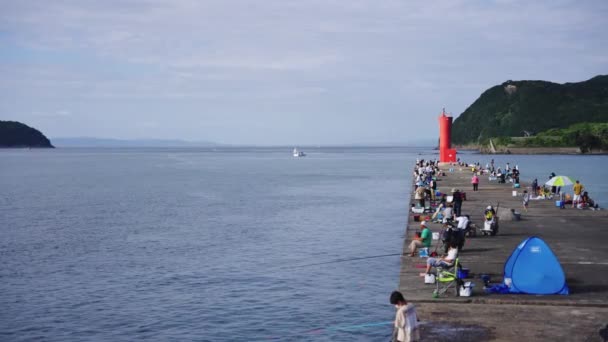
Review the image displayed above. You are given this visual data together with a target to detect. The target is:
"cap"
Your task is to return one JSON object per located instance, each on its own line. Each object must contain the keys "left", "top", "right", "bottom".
{"left": 420, "top": 221, "right": 427, "bottom": 226}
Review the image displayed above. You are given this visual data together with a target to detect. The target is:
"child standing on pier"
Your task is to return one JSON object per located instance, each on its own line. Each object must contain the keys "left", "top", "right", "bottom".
{"left": 390, "top": 291, "right": 420, "bottom": 342}
{"left": 523, "top": 190, "right": 530, "bottom": 212}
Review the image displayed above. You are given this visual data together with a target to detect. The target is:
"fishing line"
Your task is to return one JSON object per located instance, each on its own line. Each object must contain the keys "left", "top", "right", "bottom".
{"left": 264, "top": 321, "right": 393, "bottom": 340}
{"left": 325, "top": 321, "right": 393, "bottom": 331}
{"left": 291, "top": 253, "right": 402, "bottom": 268}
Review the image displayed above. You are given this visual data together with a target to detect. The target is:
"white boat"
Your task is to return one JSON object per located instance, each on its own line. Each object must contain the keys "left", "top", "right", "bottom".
{"left": 293, "top": 148, "right": 306, "bottom": 157}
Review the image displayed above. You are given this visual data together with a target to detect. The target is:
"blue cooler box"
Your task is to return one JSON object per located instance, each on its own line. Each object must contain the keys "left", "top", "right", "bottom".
{"left": 457, "top": 268, "right": 470, "bottom": 278}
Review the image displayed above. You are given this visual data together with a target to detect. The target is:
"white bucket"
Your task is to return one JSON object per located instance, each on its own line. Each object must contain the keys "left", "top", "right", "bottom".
{"left": 459, "top": 281, "right": 474, "bottom": 297}
{"left": 512, "top": 190, "right": 517, "bottom": 197}
{"left": 484, "top": 220, "right": 492, "bottom": 231}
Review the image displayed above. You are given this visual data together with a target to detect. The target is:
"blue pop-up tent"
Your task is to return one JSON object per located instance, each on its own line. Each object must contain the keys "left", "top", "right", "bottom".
{"left": 502, "top": 236, "right": 569, "bottom": 295}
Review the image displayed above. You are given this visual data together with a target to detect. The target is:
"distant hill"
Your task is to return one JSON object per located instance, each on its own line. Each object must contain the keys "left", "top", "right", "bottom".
{"left": 52, "top": 137, "right": 219, "bottom": 147}
{"left": 0, "top": 121, "right": 54, "bottom": 148}
{"left": 452, "top": 75, "right": 608, "bottom": 145}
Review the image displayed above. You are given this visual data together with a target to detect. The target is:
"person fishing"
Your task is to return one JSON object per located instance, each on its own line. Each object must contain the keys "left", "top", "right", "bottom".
{"left": 452, "top": 188, "right": 463, "bottom": 217}
{"left": 390, "top": 291, "right": 420, "bottom": 342}
{"left": 408, "top": 221, "right": 432, "bottom": 257}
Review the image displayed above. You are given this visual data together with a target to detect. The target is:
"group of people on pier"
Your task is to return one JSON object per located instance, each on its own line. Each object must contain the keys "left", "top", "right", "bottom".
{"left": 393, "top": 158, "right": 601, "bottom": 342}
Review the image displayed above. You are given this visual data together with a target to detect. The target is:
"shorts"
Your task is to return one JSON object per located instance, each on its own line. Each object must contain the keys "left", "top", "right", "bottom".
{"left": 573, "top": 194, "right": 581, "bottom": 202}
{"left": 427, "top": 258, "right": 452, "bottom": 268}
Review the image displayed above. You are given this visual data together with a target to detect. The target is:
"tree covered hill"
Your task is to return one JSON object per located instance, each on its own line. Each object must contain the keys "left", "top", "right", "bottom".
{"left": 452, "top": 75, "right": 608, "bottom": 145}
{"left": 0, "top": 121, "right": 54, "bottom": 148}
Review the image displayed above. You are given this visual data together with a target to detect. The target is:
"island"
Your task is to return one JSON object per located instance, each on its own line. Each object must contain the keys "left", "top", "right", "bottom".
{"left": 0, "top": 121, "right": 54, "bottom": 148}
{"left": 451, "top": 75, "right": 608, "bottom": 154}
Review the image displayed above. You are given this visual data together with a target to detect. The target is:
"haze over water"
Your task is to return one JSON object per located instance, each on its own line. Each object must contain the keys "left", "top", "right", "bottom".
{"left": 1, "top": 147, "right": 606, "bottom": 341}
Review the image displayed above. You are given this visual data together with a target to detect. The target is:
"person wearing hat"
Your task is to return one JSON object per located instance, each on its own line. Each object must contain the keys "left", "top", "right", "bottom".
{"left": 409, "top": 221, "right": 432, "bottom": 257}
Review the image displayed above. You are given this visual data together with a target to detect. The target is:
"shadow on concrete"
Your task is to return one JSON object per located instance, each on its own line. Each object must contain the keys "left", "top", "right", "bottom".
{"left": 460, "top": 247, "right": 493, "bottom": 253}
{"left": 419, "top": 321, "right": 494, "bottom": 342}
{"left": 567, "top": 284, "right": 608, "bottom": 295}
{"left": 489, "top": 232, "right": 528, "bottom": 237}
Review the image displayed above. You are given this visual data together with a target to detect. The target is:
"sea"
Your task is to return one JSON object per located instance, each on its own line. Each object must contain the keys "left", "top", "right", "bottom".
{"left": 1, "top": 147, "right": 607, "bottom": 342}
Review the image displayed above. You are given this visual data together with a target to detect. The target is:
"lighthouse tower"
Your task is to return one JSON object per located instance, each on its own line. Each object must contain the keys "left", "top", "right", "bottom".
{"left": 438, "top": 108, "right": 457, "bottom": 163}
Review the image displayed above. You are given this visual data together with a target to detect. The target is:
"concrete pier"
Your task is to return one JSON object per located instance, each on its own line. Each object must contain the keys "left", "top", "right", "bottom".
{"left": 399, "top": 164, "right": 608, "bottom": 341}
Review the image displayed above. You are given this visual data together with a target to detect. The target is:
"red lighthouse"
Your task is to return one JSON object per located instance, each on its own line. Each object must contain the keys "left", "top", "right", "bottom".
{"left": 439, "top": 108, "right": 457, "bottom": 163}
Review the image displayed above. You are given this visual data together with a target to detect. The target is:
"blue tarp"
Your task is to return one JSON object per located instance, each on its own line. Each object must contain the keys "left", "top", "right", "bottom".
{"left": 502, "top": 236, "right": 569, "bottom": 295}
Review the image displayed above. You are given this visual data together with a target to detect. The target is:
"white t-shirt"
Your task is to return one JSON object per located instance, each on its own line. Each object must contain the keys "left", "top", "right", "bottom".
{"left": 395, "top": 304, "right": 420, "bottom": 342}
{"left": 455, "top": 216, "right": 469, "bottom": 230}
{"left": 443, "top": 207, "right": 453, "bottom": 219}
{"left": 446, "top": 248, "right": 458, "bottom": 261}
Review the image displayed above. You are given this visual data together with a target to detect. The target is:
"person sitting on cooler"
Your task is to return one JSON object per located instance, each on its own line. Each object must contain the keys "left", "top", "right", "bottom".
{"left": 408, "top": 221, "right": 432, "bottom": 257}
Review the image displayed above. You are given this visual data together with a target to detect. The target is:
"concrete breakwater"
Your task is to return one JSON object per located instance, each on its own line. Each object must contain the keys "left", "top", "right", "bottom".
{"left": 399, "top": 163, "right": 608, "bottom": 341}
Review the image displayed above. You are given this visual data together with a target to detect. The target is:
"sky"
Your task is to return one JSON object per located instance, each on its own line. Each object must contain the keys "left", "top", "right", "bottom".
{"left": 0, "top": 0, "right": 607, "bottom": 145}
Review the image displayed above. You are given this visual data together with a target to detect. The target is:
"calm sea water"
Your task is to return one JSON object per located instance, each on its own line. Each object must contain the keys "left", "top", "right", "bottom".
{"left": 1, "top": 147, "right": 606, "bottom": 341}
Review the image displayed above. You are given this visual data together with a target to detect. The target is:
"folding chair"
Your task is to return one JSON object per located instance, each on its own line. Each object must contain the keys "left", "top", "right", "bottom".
{"left": 432, "top": 258, "right": 462, "bottom": 298}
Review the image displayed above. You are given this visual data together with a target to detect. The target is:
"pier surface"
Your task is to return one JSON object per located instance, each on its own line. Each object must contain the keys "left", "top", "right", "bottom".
{"left": 400, "top": 165, "right": 608, "bottom": 341}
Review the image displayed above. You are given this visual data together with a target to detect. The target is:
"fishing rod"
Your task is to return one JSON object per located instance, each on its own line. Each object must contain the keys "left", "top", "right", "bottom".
{"left": 264, "top": 321, "right": 394, "bottom": 340}
{"left": 291, "top": 253, "right": 402, "bottom": 268}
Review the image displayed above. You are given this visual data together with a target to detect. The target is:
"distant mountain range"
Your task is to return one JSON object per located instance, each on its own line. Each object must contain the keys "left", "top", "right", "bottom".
{"left": 452, "top": 75, "right": 608, "bottom": 145}
{"left": 52, "top": 138, "right": 435, "bottom": 148}
{"left": 51, "top": 137, "right": 219, "bottom": 147}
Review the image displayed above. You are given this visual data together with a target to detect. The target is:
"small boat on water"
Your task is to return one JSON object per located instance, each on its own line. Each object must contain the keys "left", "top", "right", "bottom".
{"left": 293, "top": 148, "right": 306, "bottom": 157}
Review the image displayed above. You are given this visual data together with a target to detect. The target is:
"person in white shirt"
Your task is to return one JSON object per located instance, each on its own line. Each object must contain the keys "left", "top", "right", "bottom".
{"left": 390, "top": 291, "right": 420, "bottom": 342}
{"left": 442, "top": 204, "right": 454, "bottom": 224}
{"left": 454, "top": 215, "right": 469, "bottom": 250}
{"left": 455, "top": 215, "right": 469, "bottom": 230}
{"left": 425, "top": 243, "right": 458, "bottom": 274}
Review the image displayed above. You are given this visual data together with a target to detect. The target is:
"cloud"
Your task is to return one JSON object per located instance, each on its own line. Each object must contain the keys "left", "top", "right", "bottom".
{"left": 167, "top": 54, "right": 340, "bottom": 71}
{"left": 31, "top": 110, "right": 71, "bottom": 117}
{"left": 0, "top": 0, "right": 607, "bottom": 143}
{"left": 138, "top": 121, "right": 158, "bottom": 128}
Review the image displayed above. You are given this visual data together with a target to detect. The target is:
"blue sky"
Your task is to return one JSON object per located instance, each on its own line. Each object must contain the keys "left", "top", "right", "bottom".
{"left": 1, "top": 0, "right": 607, "bottom": 145}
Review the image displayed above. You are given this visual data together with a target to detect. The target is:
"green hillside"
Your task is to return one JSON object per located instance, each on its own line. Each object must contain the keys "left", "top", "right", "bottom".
{"left": 494, "top": 122, "right": 608, "bottom": 153}
{"left": 452, "top": 75, "right": 608, "bottom": 145}
{"left": 0, "top": 121, "right": 54, "bottom": 148}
